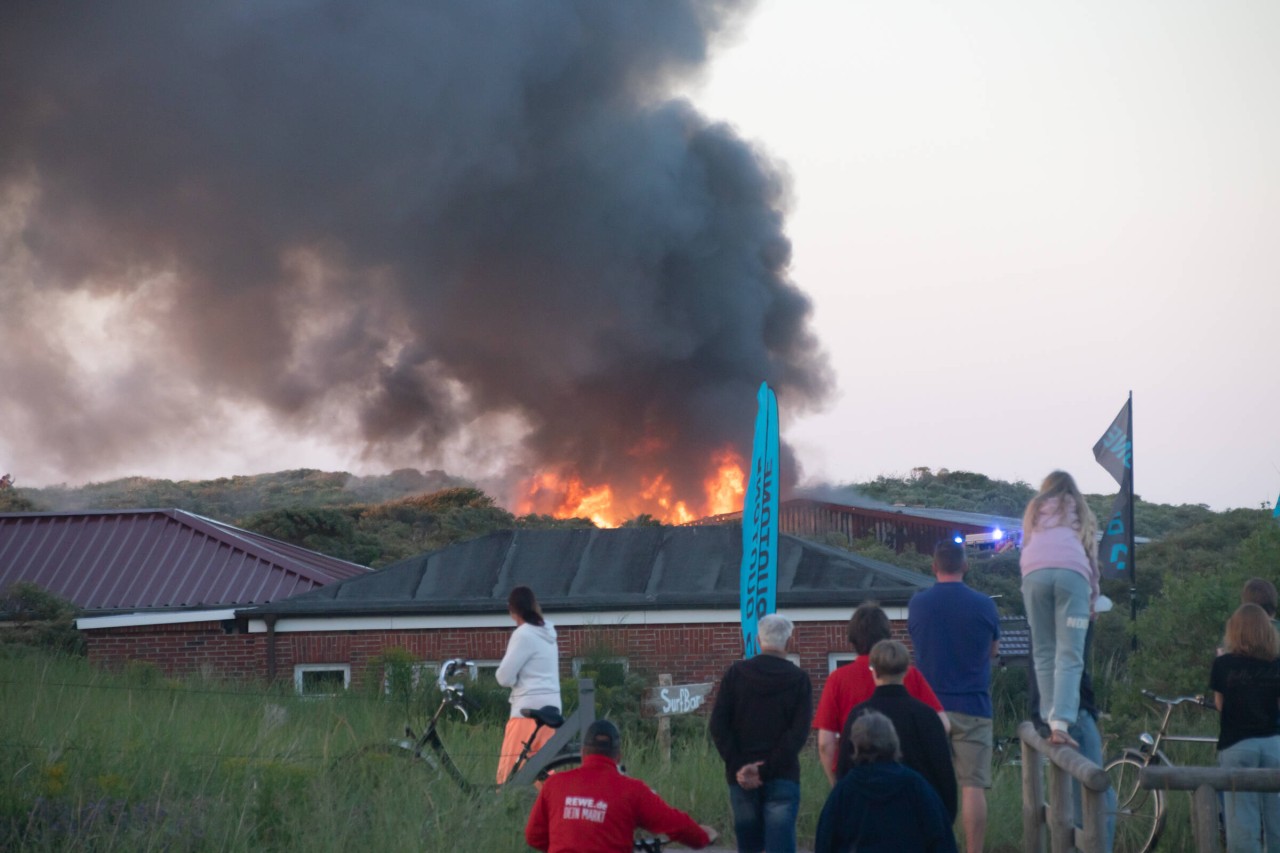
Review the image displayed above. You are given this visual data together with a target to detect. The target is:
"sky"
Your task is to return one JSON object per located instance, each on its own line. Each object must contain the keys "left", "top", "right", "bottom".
{"left": 2, "top": 1, "right": 1276, "bottom": 512}
{"left": 688, "top": 0, "right": 1279, "bottom": 510}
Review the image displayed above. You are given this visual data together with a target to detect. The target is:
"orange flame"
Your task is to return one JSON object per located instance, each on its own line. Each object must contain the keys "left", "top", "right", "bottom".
{"left": 516, "top": 447, "right": 746, "bottom": 528}
{"left": 705, "top": 448, "right": 747, "bottom": 517}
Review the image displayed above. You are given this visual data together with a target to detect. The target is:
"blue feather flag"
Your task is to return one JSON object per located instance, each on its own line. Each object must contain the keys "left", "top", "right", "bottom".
{"left": 740, "top": 382, "right": 779, "bottom": 658}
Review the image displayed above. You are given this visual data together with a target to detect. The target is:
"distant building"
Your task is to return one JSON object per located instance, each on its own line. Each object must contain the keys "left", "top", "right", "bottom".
{"left": 690, "top": 495, "right": 1021, "bottom": 556}
{"left": 0, "top": 509, "right": 368, "bottom": 678}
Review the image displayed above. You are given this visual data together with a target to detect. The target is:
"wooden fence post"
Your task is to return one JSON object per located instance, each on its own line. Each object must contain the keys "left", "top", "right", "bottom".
{"left": 1022, "top": 734, "right": 1044, "bottom": 853}
{"left": 1191, "top": 784, "right": 1220, "bottom": 853}
{"left": 1047, "top": 761, "right": 1073, "bottom": 853}
{"left": 658, "top": 674, "right": 672, "bottom": 769}
{"left": 1080, "top": 787, "right": 1107, "bottom": 853}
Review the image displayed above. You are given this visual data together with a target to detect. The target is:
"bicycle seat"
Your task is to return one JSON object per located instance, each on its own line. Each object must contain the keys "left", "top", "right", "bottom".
{"left": 521, "top": 705, "right": 565, "bottom": 729}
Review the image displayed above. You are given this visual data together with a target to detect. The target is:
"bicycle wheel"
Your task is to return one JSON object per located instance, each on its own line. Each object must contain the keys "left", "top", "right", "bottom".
{"left": 533, "top": 754, "right": 582, "bottom": 783}
{"left": 1106, "top": 753, "right": 1165, "bottom": 853}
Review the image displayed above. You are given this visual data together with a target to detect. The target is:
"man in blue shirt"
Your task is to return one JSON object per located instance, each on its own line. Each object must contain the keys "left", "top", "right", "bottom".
{"left": 908, "top": 540, "right": 1000, "bottom": 853}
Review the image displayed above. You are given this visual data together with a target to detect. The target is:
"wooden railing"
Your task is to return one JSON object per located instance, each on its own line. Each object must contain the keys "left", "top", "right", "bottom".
{"left": 1141, "top": 765, "right": 1280, "bottom": 853}
{"left": 1018, "top": 721, "right": 1111, "bottom": 853}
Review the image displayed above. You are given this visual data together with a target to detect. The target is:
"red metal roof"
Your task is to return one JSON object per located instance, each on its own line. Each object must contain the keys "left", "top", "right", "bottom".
{"left": 0, "top": 509, "right": 369, "bottom": 614}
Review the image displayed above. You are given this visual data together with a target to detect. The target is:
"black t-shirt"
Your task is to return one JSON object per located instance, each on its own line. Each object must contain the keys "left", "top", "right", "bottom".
{"left": 1209, "top": 653, "right": 1280, "bottom": 750}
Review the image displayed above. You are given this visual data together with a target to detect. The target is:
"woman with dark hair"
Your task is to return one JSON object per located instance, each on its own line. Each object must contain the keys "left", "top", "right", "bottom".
{"left": 495, "top": 585, "right": 561, "bottom": 783}
{"left": 814, "top": 711, "right": 957, "bottom": 853}
{"left": 1211, "top": 603, "right": 1280, "bottom": 852}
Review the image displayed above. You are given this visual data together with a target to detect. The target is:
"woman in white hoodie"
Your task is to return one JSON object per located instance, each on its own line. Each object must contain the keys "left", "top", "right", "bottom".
{"left": 495, "top": 585, "right": 561, "bottom": 782}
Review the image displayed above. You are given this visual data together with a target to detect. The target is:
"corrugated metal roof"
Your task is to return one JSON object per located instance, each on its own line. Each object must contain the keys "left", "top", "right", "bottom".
{"left": 691, "top": 496, "right": 1022, "bottom": 536}
{"left": 791, "top": 493, "right": 1024, "bottom": 533}
{"left": 0, "top": 509, "right": 369, "bottom": 614}
{"left": 244, "top": 525, "right": 935, "bottom": 618}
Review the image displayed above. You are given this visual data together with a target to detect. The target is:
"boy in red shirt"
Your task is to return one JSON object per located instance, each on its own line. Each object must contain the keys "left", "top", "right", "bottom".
{"left": 813, "top": 602, "right": 947, "bottom": 784}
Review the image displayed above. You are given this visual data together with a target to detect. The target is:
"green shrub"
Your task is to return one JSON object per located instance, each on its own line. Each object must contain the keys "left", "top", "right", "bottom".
{"left": 0, "top": 582, "right": 84, "bottom": 654}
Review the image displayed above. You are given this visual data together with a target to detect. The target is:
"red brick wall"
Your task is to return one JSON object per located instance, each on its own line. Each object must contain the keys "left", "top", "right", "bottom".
{"left": 86, "top": 618, "right": 914, "bottom": 694}
{"left": 85, "top": 620, "right": 266, "bottom": 681}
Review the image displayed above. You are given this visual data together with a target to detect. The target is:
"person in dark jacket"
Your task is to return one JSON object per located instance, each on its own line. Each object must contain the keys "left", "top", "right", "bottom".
{"left": 815, "top": 711, "right": 957, "bottom": 853}
{"left": 837, "top": 640, "right": 957, "bottom": 823}
{"left": 709, "top": 613, "right": 813, "bottom": 853}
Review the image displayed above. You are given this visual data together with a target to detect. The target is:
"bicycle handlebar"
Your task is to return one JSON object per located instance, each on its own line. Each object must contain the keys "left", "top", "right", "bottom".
{"left": 1141, "top": 689, "right": 1211, "bottom": 708}
{"left": 437, "top": 658, "right": 474, "bottom": 693}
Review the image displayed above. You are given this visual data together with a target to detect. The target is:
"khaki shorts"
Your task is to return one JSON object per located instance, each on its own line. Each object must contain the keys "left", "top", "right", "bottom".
{"left": 948, "top": 711, "right": 993, "bottom": 789}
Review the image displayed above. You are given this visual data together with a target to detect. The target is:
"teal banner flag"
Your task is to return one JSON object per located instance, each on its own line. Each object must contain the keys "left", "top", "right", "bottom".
{"left": 740, "top": 382, "right": 779, "bottom": 658}
{"left": 1092, "top": 396, "right": 1134, "bottom": 580}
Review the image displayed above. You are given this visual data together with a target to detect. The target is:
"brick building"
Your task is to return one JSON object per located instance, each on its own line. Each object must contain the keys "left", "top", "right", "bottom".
{"left": 0, "top": 509, "right": 369, "bottom": 679}
{"left": 238, "top": 525, "right": 934, "bottom": 696}
{"left": 691, "top": 494, "right": 1022, "bottom": 556}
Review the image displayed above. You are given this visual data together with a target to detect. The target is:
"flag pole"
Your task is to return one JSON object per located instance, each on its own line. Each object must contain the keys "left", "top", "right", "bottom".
{"left": 1127, "top": 391, "right": 1137, "bottom": 650}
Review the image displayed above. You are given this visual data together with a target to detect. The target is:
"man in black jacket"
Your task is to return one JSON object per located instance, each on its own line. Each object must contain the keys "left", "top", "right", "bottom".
{"left": 709, "top": 613, "right": 813, "bottom": 853}
{"left": 838, "top": 640, "right": 958, "bottom": 823}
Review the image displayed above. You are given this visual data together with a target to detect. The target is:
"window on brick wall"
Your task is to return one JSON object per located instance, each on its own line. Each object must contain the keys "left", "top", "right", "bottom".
{"left": 295, "top": 664, "right": 350, "bottom": 696}
{"left": 827, "top": 652, "right": 857, "bottom": 674}
{"left": 382, "top": 661, "right": 436, "bottom": 696}
{"left": 785, "top": 653, "right": 802, "bottom": 668}
{"left": 572, "top": 656, "right": 629, "bottom": 688}
{"left": 387, "top": 659, "right": 502, "bottom": 695}
{"left": 469, "top": 659, "right": 502, "bottom": 683}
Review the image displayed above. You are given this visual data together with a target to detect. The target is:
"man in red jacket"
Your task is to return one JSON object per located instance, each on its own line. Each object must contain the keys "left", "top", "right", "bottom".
{"left": 525, "top": 719, "right": 717, "bottom": 853}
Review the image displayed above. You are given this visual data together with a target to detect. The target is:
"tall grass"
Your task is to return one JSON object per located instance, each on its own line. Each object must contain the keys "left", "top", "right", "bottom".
{"left": 2, "top": 647, "right": 1208, "bottom": 851}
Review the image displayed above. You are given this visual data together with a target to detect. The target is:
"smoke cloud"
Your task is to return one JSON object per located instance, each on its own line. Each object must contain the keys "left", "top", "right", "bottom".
{"left": 0, "top": 1, "right": 830, "bottom": 513}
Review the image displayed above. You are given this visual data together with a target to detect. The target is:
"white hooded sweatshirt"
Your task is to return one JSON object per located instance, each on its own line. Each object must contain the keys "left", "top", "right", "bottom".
{"left": 495, "top": 621, "right": 561, "bottom": 716}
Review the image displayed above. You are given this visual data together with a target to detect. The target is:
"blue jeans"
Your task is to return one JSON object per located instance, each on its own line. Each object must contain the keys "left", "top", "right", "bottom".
{"left": 1219, "top": 735, "right": 1280, "bottom": 853}
{"left": 728, "top": 778, "right": 800, "bottom": 853}
{"left": 1071, "top": 712, "right": 1116, "bottom": 853}
{"left": 1023, "top": 568, "right": 1091, "bottom": 727}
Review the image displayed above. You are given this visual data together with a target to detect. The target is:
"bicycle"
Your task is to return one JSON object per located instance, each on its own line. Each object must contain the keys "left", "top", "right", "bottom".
{"left": 350, "top": 657, "right": 583, "bottom": 793}
{"left": 1105, "top": 689, "right": 1218, "bottom": 853}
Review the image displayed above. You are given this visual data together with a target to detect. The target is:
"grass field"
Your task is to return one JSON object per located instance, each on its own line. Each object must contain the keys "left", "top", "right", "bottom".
{"left": 1, "top": 648, "right": 1208, "bottom": 851}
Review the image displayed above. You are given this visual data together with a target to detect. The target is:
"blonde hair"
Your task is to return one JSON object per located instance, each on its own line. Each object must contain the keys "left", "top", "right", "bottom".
{"left": 1021, "top": 470, "right": 1098, "bottom": 571}
{"left": 1223, "top": 603, "right": 1280, "bottom": 661}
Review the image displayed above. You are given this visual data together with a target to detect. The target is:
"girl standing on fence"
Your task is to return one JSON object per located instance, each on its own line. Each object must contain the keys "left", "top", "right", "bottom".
{"left": 1019, "top": 471, "right": 1099, "bottom": 748}
{"left": 1211, "top": 603, "right": 1280, "bottom": 853}
{"left": 495, "top": 586, "right": 561, "bottom": 783}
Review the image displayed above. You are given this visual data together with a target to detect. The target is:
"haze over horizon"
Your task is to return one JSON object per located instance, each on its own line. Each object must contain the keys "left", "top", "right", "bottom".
{"left": 3, "top": 1, "right": 1276, "bottom": 513}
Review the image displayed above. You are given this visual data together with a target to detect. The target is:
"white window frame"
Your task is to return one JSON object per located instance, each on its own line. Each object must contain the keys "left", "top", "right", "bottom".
{"left": 571, "top": 656, "right": 629, "bottom": 677}
{"left": 294, "top": 663, "right": 351, "bottom": 696}
{"left": 385, "top": 659, "right": 502, "bottom": 694}
{"left": 785, "top": 653, "right": 802, "bottom": 668}
{"left": 827, "top": 652, "right": 858, "bottom": 674}
{"left": 382, "top": 661, "right": 437, "bottom": 695}
{"left": 468, "top": 659, "right": 502, "bottom": 680}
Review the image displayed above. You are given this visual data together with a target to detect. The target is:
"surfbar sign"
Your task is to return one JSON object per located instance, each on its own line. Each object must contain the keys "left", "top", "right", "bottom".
{"left": 643, "top": 682, "right": 714, "bottom": 717}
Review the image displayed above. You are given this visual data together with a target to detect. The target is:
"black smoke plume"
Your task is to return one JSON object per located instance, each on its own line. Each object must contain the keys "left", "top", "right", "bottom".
{"left": 0, "top": 1, "right": 830, "bottom": 515}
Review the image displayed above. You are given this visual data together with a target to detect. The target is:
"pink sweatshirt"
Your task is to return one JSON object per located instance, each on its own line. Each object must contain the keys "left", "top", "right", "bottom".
{"left": 1020, "top": 496, "right": 1099, "bottom": 605}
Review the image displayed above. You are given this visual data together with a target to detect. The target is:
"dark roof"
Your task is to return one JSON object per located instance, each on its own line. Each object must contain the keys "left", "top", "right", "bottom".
{"left": 0, "top": 509, "right": 369, "bottom": 615}
{"left": 245, "top": 525, "right": 934, "bottom": 618}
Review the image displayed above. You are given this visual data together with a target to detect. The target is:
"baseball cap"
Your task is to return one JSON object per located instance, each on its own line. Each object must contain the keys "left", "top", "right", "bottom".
{"left": 584, "top": 719, "right": 622, "bottom": 754}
